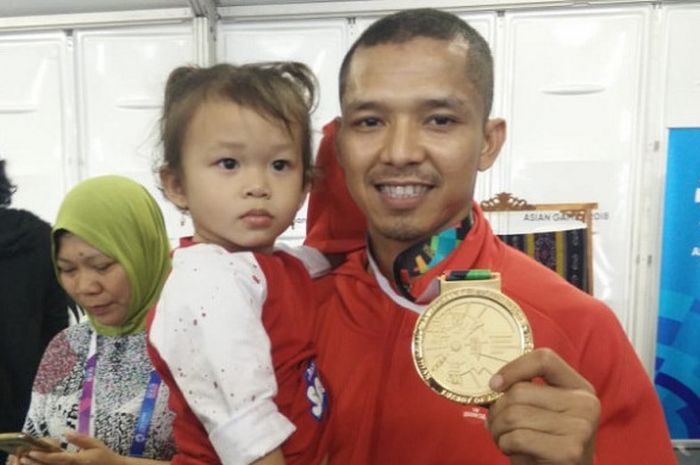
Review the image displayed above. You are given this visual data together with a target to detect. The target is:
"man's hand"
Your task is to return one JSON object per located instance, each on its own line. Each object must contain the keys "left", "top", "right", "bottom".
{"left": 486, "top": 348, "right": 600, "bottom": 465}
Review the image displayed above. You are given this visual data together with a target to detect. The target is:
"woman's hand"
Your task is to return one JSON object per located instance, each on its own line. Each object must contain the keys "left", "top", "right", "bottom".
{"left": 8, "top": 437, "right": 61, "bottom": 465}
{"left": 19, "top": 432, "right": 122, "bottom": 465}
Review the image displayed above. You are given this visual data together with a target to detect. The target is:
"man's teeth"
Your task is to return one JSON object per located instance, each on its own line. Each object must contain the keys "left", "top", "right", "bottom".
{"left": 379, "top": 185, "right": 428, "bottom": 197}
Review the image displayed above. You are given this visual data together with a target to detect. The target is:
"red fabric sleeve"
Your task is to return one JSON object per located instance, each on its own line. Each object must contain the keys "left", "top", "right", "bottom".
{"left": 577, "top": 308, "right": 676, "bottom": 464}
{"left": 305, "top": 120, "right": 366, "bottom": 254}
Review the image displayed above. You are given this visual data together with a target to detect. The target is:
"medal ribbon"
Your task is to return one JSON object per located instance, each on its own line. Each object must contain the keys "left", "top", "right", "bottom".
{"left": 445, "top": 269, "right": 493, "bottom": 281}
{"left": 78, "top": 331, "right": 162, "bottom": 457}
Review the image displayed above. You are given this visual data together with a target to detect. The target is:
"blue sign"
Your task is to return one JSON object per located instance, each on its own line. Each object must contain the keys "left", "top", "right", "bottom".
{"left": 655, "top": 128, "right": 700, "bottom": 439}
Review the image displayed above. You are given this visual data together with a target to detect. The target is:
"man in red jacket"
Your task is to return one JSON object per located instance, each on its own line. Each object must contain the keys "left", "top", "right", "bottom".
{"left": 305, "top": 7, "right": 676, "bottom": 465}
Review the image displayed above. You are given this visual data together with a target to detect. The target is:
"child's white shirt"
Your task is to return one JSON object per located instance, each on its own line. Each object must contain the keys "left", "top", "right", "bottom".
{"left": 150, "top": 243, "right": 329, "bottom": 465}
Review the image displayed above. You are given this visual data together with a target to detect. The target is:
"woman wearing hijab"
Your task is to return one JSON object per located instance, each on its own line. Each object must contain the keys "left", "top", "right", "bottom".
{"left": 15, "top": 176, "right": 175, "bottom": 465}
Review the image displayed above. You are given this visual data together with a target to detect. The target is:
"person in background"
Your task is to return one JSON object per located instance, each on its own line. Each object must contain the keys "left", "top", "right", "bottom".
{"left": 304, "top": 8, "right": 676, "bottom": 464}
{"left": 0, "top": 159, "right": 71, "bottom": 465}
{"left": 11, "top": 175, "right": 175, "bottom": 465}
{"left": 148, "top": 62, "right": 329, "bottom": 465}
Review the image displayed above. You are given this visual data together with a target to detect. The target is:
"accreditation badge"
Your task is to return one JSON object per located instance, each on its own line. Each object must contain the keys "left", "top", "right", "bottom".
{"left": 412, "top": 270, "right": 533, "bottom": 405}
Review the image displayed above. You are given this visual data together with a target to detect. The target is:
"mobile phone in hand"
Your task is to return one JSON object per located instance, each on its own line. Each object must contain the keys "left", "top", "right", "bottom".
{"left": 0, "top": 432, "right": 62, "bottom": 456}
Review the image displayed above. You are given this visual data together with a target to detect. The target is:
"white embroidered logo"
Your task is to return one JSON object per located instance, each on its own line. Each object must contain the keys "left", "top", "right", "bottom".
{"left": 304, "top": 360, "right": 327, "bottom": 420}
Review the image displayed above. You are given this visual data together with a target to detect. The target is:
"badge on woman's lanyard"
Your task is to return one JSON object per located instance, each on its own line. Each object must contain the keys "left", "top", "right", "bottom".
{"left": 78, "top": 331, "right": 162, "bottom": 457}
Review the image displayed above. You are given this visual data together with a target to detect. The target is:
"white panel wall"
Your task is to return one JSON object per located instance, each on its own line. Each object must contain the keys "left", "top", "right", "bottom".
{"left": 0, "top": 32, "right": 73, "bottom": 222}
{"left": 496, "top": 7, "right": 651, "bottom": 328}
{"left": 663, "top": 5, "right": 700, "bottom": 128}
{"left": 75, "top": 24, "right": 196, "bottom": 241}
{"left": 219, "top": 18, "right": 350, "bottom": 243}
{"left": 0, "top": 22, "right": 196, "bottom": 240}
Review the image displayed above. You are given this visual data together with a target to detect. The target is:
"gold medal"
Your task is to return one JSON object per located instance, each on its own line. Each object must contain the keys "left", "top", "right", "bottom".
{"left": 412, "top": 271, "right": 533, "bottom": 405}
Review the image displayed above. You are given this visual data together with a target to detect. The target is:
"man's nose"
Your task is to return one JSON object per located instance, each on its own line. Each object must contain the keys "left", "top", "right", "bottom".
{"left": 381, "top": 120, "right": 424, "bottom": 166}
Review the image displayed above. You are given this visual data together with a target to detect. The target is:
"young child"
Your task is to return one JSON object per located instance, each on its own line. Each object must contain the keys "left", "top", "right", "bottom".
{"left": 147, "top": 62, "right": 329, "bottom": 465}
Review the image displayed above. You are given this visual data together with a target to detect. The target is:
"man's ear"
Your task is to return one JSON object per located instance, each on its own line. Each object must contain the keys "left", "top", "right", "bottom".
{"left": 159, "top": 168, "right": 188, "bottom": 211}
{"left": 478, "top": 118, "right": 506, "bottom": 171}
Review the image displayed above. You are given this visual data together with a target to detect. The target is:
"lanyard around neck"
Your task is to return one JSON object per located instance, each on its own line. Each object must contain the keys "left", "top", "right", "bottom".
{"left": 78, "top": 331, "right": 162, "bottom": 457}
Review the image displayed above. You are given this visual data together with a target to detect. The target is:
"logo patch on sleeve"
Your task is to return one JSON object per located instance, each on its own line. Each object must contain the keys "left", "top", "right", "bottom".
{"left": 304, "top": 359, "right": 328, "bottom": 420}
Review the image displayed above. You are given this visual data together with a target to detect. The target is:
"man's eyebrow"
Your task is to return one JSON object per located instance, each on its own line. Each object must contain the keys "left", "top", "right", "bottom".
{"left": 343, "top": 99, "right": 385, "bottom": 113}
{"left": 344, "top": 97, "right": 468, "bottom": 113}
{"left": 420, "top": 97, "right": 467, "bottom": 110}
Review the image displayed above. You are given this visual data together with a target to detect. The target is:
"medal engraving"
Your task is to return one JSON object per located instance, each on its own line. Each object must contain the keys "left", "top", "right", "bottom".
{"left": 413, "top": 283, "right": 533, "bottom": 405}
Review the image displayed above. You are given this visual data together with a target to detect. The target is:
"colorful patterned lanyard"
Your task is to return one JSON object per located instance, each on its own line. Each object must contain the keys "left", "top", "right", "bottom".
{"left": 392, "top": 215, "right": 472, "bottom": 300}
{"left": 78, "top": 331, "right": 162, "bottom": 457}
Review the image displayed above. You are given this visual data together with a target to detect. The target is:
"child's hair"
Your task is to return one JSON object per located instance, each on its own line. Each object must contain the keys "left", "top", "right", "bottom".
{"left": 159, "top": 62, "right": 318, "bottom": 186}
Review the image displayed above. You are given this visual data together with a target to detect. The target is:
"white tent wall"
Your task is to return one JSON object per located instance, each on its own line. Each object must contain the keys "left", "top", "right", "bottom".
{"left": 0, "top": 11, "right": 200, "bottom": 241}
{"left": 0, "top": 30, "right": 74, "bottom": 224}
{"left": 73, "top": 23, "right": 198, "bottom": 239}
{"left": 1, "top": 0, "right": 699, "bottom": 377}
{"left": 498, "top": 6, "right": 651, "bottom": 364}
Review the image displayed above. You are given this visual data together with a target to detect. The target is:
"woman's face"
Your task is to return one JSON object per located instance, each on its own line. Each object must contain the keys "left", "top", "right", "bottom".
{"left": 55, "top": 233, "right": 131, "bottom": 328}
